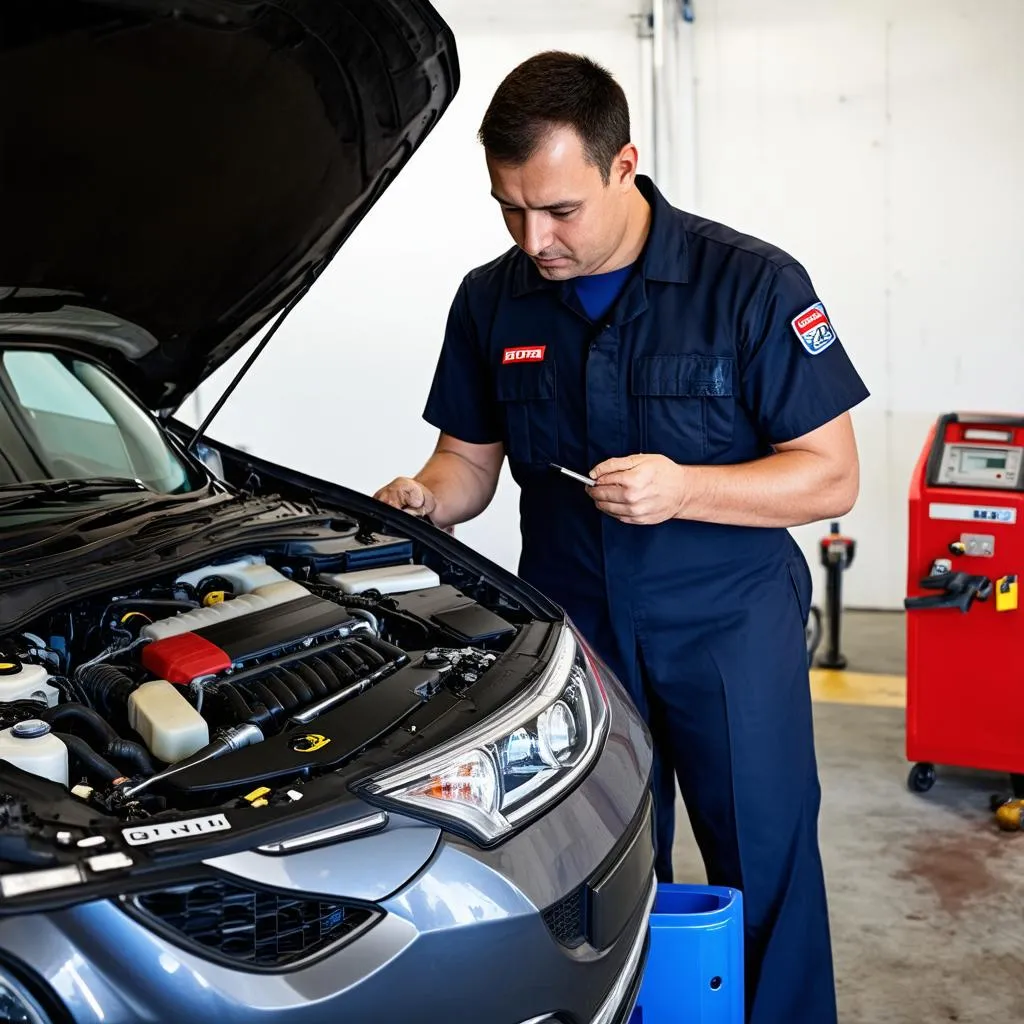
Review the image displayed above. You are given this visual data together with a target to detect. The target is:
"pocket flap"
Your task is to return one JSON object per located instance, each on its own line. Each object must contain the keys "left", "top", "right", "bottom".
{"left": 495, "top": 361, "right": 556, "bottom": 401}
{"left": 631, "top": 354, "right": 735, "bottom": 397}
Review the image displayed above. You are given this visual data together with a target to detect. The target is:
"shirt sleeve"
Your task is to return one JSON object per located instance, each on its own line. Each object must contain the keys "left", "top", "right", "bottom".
{"left": 422, "top": 278, "right": 503, "bottom": 445}
{"left": 738, "top": 261, "right": 870, "bottom": 445}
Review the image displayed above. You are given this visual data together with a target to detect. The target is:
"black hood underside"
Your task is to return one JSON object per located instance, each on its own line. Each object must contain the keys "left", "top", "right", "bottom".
{"left": 0, "top": 0, "right": 458, "bottom": 409}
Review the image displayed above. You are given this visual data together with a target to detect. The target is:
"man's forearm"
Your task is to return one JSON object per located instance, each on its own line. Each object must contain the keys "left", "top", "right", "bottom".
{"left": 675, "top": 449, "right": 859, "bottom": 528}
{"left": 415, "top": 449, "right": 499, "bottom": 529}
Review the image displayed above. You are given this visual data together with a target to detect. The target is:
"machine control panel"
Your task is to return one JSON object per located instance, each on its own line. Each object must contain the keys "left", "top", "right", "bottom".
{"left": 959, "top": 533, "right": 995, "bottom": 557}
{"left": 935, "top": 442, "right": 1024, "bottom": 490}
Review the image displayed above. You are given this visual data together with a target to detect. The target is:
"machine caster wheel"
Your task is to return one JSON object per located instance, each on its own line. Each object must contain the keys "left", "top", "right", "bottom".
{"left": 908, "top": 762, "right": 936, "bottom": 793}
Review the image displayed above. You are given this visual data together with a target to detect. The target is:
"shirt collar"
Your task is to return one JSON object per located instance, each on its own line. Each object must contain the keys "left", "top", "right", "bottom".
{"left": 510, "top": 173, "right": 689, "bottom": 298}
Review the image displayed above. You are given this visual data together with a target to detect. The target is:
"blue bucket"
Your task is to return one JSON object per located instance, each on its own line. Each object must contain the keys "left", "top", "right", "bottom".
{"left": 628, "top": 883, "right": 744, "bottom": 1024}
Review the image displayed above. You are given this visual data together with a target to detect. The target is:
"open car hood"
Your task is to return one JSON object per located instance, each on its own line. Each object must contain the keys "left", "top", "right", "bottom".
{"left": 0, "top": 0, "right": 458, "bottom": 410}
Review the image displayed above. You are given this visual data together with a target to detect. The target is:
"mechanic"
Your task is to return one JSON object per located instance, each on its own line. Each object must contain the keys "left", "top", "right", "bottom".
{"left": 375, "top": 51, "right": 868, "bottom": 1024}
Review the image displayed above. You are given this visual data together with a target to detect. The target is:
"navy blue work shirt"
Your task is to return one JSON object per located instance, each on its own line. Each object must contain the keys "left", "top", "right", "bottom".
{"left": 422, "top": 175, "right": 869, "bottom": 679}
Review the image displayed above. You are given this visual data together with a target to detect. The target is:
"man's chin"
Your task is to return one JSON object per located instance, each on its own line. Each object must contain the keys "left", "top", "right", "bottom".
{"left": 533, "top": 257, "right": 576, "bottom": 279}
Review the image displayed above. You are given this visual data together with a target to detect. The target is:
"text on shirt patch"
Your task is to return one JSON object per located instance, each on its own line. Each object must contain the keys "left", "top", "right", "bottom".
{"left": 790, "top": 302, "right": 836, "bottom": 356}
{"left": 502, "top": 346, "right": 546, "bottom": 364}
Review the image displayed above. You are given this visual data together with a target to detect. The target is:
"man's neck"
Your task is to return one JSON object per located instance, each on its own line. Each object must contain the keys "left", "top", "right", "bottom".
{"left": 592, "top": 186, "right": 652, "bottom": 275}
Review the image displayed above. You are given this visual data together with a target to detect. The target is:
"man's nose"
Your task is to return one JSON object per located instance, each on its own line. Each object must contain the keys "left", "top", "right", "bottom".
{"left": 522, "top": 213, "right": 553, "bottom": 256}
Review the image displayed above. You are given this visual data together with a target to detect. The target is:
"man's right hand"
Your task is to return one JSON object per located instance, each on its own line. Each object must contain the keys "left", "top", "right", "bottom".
{"left": 373, "top": 433, "right": 504, "bottom": 531}
{"left": 373, "top": 476, "right": 438, "bottom": 518}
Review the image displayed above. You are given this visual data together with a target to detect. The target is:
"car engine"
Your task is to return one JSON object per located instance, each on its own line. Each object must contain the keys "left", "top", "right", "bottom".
{"left": 0, "top": 533, "right": 526, "bottom": 824}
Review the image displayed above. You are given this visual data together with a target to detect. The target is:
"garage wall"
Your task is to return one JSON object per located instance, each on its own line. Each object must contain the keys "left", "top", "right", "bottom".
{"left": 675, "top": 0, "right": 1024, "bottom": 608}
{"left": 185, "top": 0, "right": 1024, "bottom": 612}
{"left": 183, "top": 2, "right": 646, "bottom": 582}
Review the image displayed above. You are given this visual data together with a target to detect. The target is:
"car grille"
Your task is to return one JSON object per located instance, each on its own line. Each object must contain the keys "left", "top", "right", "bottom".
{"left": 124, "top": 878, "right": 378, "bottom": 970}
{"left": 541, "top": 887, "right": 586, "bottom": 948}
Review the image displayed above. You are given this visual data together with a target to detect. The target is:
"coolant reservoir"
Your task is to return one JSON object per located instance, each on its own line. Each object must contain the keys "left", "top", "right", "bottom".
{"left": 0, "top": 720, "right": 69, "bottom": 786}
{"left": 128, "top": 680, "right": 210, "bottom": 763}
{"left": 175, "top": 555, "right": 290, "bottom": 595}
{"left": 0, "top": 659, "right": 60, "bottom": 707}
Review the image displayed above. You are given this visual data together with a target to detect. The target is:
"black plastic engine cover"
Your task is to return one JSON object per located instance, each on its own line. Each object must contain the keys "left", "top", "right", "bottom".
{"left": 154, "top": 658, "right": 443, "bottom": 804}
{"left": 387, "top": 585, "right": 516, "bottom": 643}
{"left": 195, "top": 594, "right": 356, "bottom": 663}
{"left": 276, "top": 532, "right": 415, "bottom": 572}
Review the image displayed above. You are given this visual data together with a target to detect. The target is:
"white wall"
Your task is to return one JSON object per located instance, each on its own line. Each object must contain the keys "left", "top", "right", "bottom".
{"left": 183, "top": 0, "right": 1024, "bottom": 612}
{"left": 183, "top": 2, "right": 646, "bottom": 582}
{"left": 677, "top": 0, "right": 1024, "bottom": 608}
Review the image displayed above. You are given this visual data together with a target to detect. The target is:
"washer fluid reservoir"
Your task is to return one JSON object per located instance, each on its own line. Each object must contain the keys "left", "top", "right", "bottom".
{"left": 0, "top": 720, "right": 69, "bottom": 786}
{"left": 0, "top": 659, "right": 60, "bottom": 707}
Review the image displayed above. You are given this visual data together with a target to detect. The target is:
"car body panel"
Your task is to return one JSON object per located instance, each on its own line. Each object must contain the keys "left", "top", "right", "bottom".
{"left": 203, "top": 813, "right": 442, "bottom": 904}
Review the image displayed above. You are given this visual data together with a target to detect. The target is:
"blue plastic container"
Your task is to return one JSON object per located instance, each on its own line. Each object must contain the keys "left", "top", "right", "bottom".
{"left": 628, "top": 883, "right": 744, "bottom": 1024}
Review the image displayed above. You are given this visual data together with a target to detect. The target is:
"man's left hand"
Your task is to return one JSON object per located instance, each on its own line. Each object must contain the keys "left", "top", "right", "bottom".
{"left": 587, "top": 454, "right": 687, "bottom": 525}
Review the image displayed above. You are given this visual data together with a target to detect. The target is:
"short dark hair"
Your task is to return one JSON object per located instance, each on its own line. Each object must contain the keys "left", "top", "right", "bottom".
{"left": 478, "top": 52, "right": 630, "bottom": 185}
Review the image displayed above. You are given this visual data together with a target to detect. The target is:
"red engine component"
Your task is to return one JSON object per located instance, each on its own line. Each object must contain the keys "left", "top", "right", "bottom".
{"left": 141, "top": 633, "right": 232, "bottom": 685}
{"left": 905, "top": 412, "right": 1024, "bottom": 788}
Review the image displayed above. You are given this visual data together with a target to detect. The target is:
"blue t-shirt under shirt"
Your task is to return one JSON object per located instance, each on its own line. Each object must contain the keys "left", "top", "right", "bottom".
{"left": 573, "top": 263, "right": 635, "bottom": 321}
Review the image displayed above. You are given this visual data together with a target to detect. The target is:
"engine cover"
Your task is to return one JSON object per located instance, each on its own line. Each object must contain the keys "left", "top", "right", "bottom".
{"left": 141, "top": 593, "right": 358, "bottom": 683}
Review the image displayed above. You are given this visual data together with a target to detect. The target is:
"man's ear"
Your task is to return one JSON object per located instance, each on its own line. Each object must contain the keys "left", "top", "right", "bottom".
{"left": 613, "top": 143, "right": 639, "bottom": 189}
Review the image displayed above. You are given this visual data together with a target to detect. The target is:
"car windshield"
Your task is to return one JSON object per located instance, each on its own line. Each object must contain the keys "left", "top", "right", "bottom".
{"left": 0, "top": 348, "right": 203, "bottom": 500}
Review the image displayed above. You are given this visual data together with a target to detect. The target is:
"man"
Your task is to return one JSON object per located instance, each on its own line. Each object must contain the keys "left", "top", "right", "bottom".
{"left": 375, "top": 51, "right": 868, "bottom": 1024}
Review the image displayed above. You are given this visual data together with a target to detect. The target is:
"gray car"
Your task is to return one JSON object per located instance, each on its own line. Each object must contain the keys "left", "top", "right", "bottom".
{"left": 0, "top": 1, "right": 656, "bottom": 1022}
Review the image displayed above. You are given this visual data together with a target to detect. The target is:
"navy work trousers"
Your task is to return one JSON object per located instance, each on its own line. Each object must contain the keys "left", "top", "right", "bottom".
{"left": 589, "top": 571, "right": 837, "bottom": 1024}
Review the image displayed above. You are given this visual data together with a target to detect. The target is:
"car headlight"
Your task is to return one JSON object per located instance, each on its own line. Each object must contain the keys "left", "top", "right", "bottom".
{"left": 0, "top": 967, "right": 51, "bottom": 1024}
{"left": 358, "top": 625, "right": 609, "bottom": 844}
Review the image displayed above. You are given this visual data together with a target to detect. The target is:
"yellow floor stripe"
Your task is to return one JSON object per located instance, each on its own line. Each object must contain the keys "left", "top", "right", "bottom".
{"left": 810, "top": 669, "right": 906, "bottom": 708}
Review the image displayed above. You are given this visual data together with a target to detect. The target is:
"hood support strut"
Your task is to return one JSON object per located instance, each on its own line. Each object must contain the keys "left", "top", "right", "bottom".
{"left": 186, "top": 280, "right": 311, "bottom": 453}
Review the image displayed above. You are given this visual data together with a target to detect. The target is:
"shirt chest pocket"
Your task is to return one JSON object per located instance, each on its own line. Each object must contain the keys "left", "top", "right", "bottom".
{"left": 495, "top": 361, "right": 558, "bottom": 466}
{"left": 631, "top": 353, "right": 736, "bottom": 462}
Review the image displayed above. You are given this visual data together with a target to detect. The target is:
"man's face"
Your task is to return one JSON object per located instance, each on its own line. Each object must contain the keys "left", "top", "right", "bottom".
{"left": 486, "top": 126, "right": 636, "bottom": 280}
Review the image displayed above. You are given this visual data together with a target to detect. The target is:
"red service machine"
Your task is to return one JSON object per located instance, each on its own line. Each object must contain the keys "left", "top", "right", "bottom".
{"left": 905, "top": 412, "right": 1024, "bottom": 793}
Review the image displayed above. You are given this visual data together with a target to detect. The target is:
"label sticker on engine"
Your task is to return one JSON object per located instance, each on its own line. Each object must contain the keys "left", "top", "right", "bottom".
{"left": 290, "top": 733, "right": 331, "bottom": 753}
{"left": 928, "top": 502, "right": 1017, "bottom": 525}
{"left": 122, "top": 813, "right": 231, "bottom": 847}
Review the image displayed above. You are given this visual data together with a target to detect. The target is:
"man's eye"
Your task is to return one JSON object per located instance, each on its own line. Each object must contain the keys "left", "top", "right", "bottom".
{"left": 552, "top": 209, "right": 577, "bottom": 219}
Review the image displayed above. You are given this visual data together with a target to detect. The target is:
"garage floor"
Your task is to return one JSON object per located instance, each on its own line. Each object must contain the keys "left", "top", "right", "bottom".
{"left": 670, "top": 609, "right": 1024, "bottom": 1024}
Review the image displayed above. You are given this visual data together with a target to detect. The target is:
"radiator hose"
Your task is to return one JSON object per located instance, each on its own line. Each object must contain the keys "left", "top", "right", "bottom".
{"left": 76, "top": 663, "right": 137, "bottom": 716}
{"left": 54, "top": 732, "right": 125, "bottom": 787}
{"left": 43, "top": 698, "right": 156, "bottom": 777}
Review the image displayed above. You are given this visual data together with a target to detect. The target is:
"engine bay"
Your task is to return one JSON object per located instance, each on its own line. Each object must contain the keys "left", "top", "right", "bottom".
{"left": 0, "top": 520, "right": 536, "bottom": 834}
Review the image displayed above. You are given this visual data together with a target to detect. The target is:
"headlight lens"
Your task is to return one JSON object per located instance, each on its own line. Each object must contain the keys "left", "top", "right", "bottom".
{"left": 0, "top": 969, "right": 51, "bottom": 1024}
{"left": 359, "top": 626, "right": 609, "bottom": 843}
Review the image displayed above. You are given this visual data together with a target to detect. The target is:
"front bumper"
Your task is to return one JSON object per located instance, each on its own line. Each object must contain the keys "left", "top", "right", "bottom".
{"left": 0, "top": 666, "right": 654, "bottom": 1024}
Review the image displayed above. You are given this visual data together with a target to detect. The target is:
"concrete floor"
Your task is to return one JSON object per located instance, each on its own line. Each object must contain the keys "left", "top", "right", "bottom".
{"left": 670, "top": 610, "right": 1024, "bottom": 1024}
{"left": 815, "top": 608, "right": 906, "bottom": 676}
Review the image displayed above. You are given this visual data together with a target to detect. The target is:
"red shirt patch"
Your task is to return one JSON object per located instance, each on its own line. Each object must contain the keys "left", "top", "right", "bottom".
{"left": 794, "top": 308, "right": 826, "bottom": 333}
{"left": 502, "top": 346, "right": 546, "bottom": 364}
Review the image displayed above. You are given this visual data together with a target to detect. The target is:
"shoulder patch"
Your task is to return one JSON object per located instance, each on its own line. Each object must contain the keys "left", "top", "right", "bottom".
{"left": 791, "top": 302, "right": 836, "bottom": 355}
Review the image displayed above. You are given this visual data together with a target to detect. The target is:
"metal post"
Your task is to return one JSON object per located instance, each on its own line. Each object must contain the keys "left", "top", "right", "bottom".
{"left": 816, "top": 522, "right": 856, "bottom": 670}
